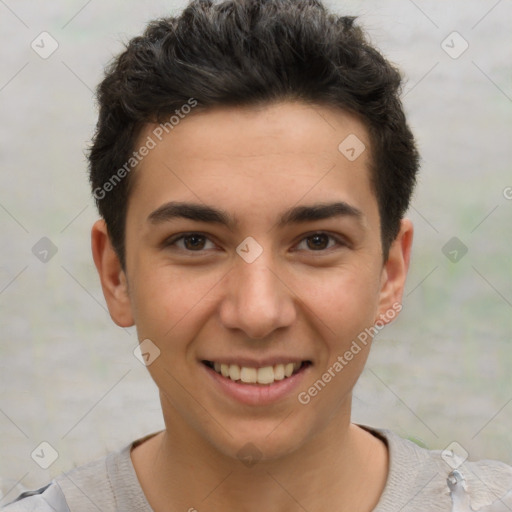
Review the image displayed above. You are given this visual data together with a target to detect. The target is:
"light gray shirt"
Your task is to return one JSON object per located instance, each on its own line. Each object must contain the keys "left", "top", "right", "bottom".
{"left": 3, "top": 425, "right": 512, "bottom": 511}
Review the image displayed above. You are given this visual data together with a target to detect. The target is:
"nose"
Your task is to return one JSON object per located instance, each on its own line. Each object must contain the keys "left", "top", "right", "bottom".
{"left": 219, "top": 256, "right": 296, "bottom": 339}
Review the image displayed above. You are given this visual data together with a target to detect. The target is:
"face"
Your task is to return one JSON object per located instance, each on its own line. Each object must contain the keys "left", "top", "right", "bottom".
{"left": 92, "top": 101, "right": 412, "bottom": 462}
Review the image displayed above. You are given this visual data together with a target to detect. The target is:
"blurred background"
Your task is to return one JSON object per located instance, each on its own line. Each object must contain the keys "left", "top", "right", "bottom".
{"left": 0, "top": 0, "right": 511, "bottom": 503}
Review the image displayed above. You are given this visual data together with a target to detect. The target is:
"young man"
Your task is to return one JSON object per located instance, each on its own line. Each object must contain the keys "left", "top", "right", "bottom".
{"left": 4, "top": 0, "right": 512, "bottom": 511}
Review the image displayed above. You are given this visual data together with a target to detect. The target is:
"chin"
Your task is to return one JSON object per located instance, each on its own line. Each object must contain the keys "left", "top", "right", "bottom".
{"left": 207, "top": 422, "right": 307, "bottom": 465}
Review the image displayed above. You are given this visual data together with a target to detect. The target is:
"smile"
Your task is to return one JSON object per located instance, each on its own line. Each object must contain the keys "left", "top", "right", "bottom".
{"left": 202, "top": 360, "right": 311, "bottom": 385}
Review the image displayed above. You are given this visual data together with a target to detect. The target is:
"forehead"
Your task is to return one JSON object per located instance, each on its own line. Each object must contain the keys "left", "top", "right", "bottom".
{"left": 127, "top": 101, "right": 377, "bottom": 226}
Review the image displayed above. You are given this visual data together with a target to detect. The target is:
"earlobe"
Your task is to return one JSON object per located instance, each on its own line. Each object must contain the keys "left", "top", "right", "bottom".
{"left": 375, "top": 218, "right": 414, "bottom": 324}
{"left": 91, "top": 219, "right": 135, "bottom": 328}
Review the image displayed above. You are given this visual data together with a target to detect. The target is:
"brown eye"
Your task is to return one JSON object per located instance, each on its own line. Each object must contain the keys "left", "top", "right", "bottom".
{"left": 165, "top": 233, "right": 216, "bottom": 252}
{"left": 294, "top": 232, "right": 345, "bottom": 252}
{"left": 183, "top": 234, "right": 207, "bottom": 250}
{"left": 306, "top": 233, "right": 330, "bottom": 250}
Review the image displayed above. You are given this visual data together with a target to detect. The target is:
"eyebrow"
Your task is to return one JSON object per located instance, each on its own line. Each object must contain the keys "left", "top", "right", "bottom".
{"left": 147, "top": 201, "right": 364, "bottom": 229}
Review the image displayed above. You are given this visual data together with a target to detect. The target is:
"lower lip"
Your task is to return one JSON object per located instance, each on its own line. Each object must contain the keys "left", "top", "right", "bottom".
{"left": 201, "top": 362, "right": 311, "bottom": 406}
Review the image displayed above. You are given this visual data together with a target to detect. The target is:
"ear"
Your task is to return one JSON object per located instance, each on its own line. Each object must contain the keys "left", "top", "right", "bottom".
{"left": 91, "top": 219, "right": 134, "bottom": 328}
{"left": 375, "top": 218, "right": 413, "bottom": 324}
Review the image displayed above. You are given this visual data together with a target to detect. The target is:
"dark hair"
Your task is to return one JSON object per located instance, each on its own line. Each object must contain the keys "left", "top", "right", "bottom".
{"left": 88, "top": 0, "right": 419, "bottom": 269}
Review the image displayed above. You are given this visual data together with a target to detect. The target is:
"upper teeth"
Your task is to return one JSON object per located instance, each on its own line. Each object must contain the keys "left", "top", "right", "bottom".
{"left": 212, "top": 362, "right": 302, "bottom": 384}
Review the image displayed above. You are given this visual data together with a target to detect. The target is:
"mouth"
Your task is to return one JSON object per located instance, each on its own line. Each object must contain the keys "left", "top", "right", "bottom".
{"left": 201, "top": 360, "right": 312, "bottom": 386}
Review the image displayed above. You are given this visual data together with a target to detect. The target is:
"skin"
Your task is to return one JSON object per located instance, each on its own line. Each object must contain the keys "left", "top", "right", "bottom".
{"left": 92, "top": 101, "right": 413, "bottom": 511}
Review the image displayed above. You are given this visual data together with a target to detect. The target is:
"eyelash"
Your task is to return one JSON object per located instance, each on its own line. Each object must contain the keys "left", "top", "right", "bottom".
{"left": 164, "top": 232, "right": 347, "bottom": 254}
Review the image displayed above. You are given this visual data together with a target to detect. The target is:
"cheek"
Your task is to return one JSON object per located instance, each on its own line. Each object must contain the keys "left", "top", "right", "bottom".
{"left": 129, "top": 263, "right": 222, "bottom": 343}
{"left": 299, "top": 263, "right": 382, "bottom": 336}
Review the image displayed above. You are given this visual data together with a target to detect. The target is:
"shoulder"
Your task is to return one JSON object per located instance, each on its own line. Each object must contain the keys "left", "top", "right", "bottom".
{"left": 2, "top": 442, "right": 131, "bottom": 512}
{"left": 361, "top": 425, "right": 512, "bottom": 512}
{"left": 1, "top": 482, "right": 69, "bottom": 512}
{"left": 2, "top": 434, "right": 157, "bottom": 512}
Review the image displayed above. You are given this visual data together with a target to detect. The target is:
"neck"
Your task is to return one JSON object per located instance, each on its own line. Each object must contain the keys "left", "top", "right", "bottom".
{"left": 131, "top": 400, "right": 388, "bottom": 512}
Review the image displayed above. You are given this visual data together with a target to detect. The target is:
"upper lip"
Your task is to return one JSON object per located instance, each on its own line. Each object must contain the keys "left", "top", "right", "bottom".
{"left": 201, "top": 357, "right": 312, "bottom": 368}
